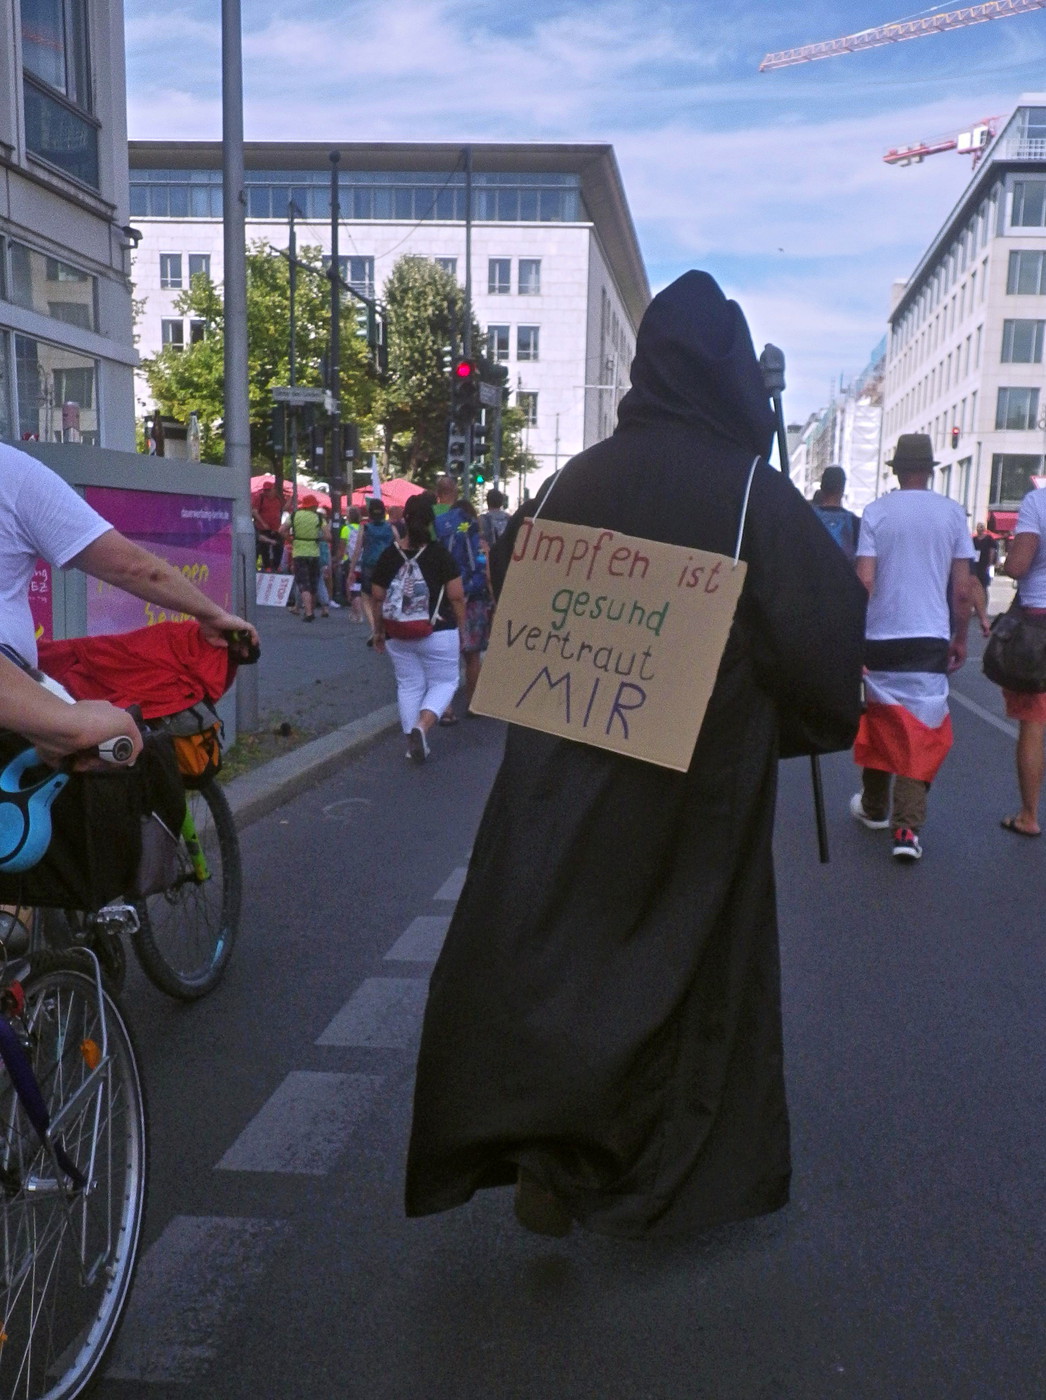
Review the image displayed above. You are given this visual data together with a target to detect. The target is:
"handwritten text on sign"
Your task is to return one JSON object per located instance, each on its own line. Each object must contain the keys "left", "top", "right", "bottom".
{"left": 471, "top": 519, "right": 746, "bottom": 771}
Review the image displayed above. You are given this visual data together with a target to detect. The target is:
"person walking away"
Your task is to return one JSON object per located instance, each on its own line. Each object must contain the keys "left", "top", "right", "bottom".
{"left": 316, "top": 507, "right": 336, "bottom": 612}
{"left": 370, "top": 494, "right": 465, "bottom": 764}
{"left": 341, "top": 508, "right": 365, "bottom": 621}
{"left": 281, "top": 493, "right": 323, "bottom": 622}
{"left": 434, "top": 490, "right": 492, "bottom": 718}
{"left": 850, "top": 434, "right": 973, "bottom": 861}
{"left": 252, "top": 482, "right": 284, "bottom": 571}
{"left": 995, "top": 485, "right": 1046, "bottom": 836}
{"left": 350, "top": 499, "right": 394, "bottom": 644}
{"left": 404, "top": 271, "right": 866, "bottom": 1239}
{"left": 479, "top": 489, "right": 511, "bottom": 552}
{"left": 811, "top": 466, "right": 860, "bottom": 562}
{"left": 969, "top": 521, "right": 997, "bottom": 637}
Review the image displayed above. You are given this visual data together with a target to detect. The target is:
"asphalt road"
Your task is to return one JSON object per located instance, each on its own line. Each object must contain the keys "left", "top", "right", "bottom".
{"left": 93, "top": 647, "right": 1044, "bottom": 1400}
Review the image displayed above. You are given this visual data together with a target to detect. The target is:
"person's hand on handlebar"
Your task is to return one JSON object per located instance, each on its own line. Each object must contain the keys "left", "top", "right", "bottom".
{"left": 197, "top": 608, "right": 259, "bottom": 651}
{"left": 0, "top": 655, "right": 142, "bottom": 768}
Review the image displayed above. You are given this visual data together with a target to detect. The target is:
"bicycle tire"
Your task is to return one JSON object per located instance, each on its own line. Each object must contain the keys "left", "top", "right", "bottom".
{"left": 132, "top": 778, "right": 242, "bottom": 1001}
{"left": 0, "top": 952, "right": 147, "bottom": 1400}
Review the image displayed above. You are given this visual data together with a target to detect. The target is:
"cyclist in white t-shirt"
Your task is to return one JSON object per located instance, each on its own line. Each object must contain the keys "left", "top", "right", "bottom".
{"left": 997, "top": 483, "right": 1046, "bottom": 837}
{"left": 0, "top": 442, "right": 257, "bottom": 667}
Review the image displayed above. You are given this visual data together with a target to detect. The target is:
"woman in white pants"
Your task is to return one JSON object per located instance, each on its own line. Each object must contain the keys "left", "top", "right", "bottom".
{"left": 371, "top": 496, "right": 466, "bottom": 764}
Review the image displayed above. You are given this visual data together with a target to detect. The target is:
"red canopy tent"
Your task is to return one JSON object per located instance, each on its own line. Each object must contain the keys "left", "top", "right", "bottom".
{"left": 350, "top": 477, "right": 427, "bottom": 510}
{"left": 250, "top": 476, "right": 332, "bottom": 511}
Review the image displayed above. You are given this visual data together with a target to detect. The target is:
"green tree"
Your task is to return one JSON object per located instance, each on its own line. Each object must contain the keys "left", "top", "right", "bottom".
{"left": 142, "top": 241, "right": 374, "bottom": 468}
{"left": 377, "top": 256, "right": 476, "bottom": 483}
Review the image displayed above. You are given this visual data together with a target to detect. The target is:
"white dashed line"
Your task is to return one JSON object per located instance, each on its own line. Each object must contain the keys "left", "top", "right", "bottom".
{"left": 433, "top": 866, "right": 467, "bottom": 901}
{"left": 950, "top": 687, "right": 1018, "bottom": 738}
{"left": 216, "top": 1071, "right": 384, "bottom": 1174}
{"left": 385, "top": 915, "right": 451, "bottom": 962}
{"left": 315, "top": 977, "right": 429, "bottom": 1049}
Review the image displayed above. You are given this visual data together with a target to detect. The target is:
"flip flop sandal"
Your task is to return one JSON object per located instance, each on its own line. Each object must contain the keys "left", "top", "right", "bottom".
{"left": 438, "top": 714, "right": 459, "bottom": 727}
{"left": 1000, "top": 817, "right": 1041, "bottom": 838}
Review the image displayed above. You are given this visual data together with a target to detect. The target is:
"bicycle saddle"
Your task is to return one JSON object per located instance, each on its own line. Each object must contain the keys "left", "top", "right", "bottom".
{"left": 0, "top": 748, "right": 69, "bottom": 873}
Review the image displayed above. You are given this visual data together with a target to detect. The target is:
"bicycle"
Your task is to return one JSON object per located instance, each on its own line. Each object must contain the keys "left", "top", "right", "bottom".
{"left": 0, "top": 930, "right": 147, "bottom": 1400}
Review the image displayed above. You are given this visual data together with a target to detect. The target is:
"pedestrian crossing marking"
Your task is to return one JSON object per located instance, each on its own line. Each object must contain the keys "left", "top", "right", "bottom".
{"left": 433, "top": 866, "right": 467, "bottom": 901}
{"left": 216, "top": 1070, "right": 384, "bottom": 1174}
{"left": 105, "top": 1215, "right": 290, "bottom": 1382}
{"left": 385, "top": 914, "right": 452, "bottom": 962}
{"left": 315, "top": 977, "right": 429, "bottom": 1049}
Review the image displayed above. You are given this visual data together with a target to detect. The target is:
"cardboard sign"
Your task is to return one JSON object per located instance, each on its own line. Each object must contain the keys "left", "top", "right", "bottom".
{"left": 471, "top": 518, "right": 746, "bottom": 771}
{"left": 256, "top": 573, "right": 294, "bottom": 607}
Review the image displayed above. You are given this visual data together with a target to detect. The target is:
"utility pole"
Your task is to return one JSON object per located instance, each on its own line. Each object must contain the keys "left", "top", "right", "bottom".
{"left": 463, "top": 145, "right": 473, "bottom": 360}
{"left": 221, "top": 0, "right": 258, "bottom": 731}
{"left": 329, "top": 151, "right": 342, "bottom": 491}
{"left": 287, "top": 200, "right": 298, "bottom": 508}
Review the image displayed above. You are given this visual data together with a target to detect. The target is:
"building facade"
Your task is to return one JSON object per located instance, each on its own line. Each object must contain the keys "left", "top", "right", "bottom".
{"left": 0, "top": 0, "right": 136, "bottom": 449}
{"left": 128, "top": 141, "right": 649, "bottom": 488}
{"left": 881, "top": 98, "right": 1046, "bottom": 528}
{"left": 790, "top": 342, "right": 885, "bottom": 512}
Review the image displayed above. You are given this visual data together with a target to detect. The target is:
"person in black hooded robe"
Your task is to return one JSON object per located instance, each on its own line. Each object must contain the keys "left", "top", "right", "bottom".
{"left": 404, "top": 271, "right": 867, "bottom": 1238}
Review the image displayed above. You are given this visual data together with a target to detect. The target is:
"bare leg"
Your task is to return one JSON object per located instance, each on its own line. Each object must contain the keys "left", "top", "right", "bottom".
{"left": 417, "top": 708, "right": 438, "bottom": 735}
{"left": 1011, "top": 720, "right": 1046, "bottom": 834}
{"left": 301, "top": 588, "right": 315, "bottom": 620}
{"left": 969, "top": 576, "right": 990, "bottom": 637}
{"left": 463, "top": 651, "right": 481, "bottom": 707}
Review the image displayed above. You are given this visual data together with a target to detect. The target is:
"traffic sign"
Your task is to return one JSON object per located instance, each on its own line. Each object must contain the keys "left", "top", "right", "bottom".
{"left": 271, "top": 386, "right": 338, "bottom": 414}
{"left": 479, "top": 381, "right": 501, "bottom": 408}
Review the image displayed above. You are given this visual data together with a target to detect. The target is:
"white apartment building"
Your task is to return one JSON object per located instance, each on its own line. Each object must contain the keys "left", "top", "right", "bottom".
{"left": 128, "top": 141, "right": 650, "bottom": 486}
{"left": 881, "top": 98, "right": 1046, "bottom": 530}
{"left": 0, "top": 0, "right": 136, "bottom": 448}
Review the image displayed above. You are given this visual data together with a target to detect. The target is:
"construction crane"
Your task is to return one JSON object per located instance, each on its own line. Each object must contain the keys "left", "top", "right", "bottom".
{"left": 883, "top": 115, "right": 1003, "bottom": 166}
{"left": 760, "top": 0, "right": 1046, "bottom": 71}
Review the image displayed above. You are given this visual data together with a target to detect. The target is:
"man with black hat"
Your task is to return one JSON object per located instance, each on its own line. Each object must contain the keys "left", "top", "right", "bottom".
{"left": 849, "top": 433, "right": 974, "bottom": 860}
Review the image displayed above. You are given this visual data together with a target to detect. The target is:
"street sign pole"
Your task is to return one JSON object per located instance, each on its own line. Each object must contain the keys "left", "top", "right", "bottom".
{"left": 221, "top": 0, "right": 258, "bottom": 731}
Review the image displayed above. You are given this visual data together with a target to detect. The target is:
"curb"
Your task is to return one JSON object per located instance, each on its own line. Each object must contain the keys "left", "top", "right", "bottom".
{"left": 222, "top": 703, "right": 400, "bottom": 830}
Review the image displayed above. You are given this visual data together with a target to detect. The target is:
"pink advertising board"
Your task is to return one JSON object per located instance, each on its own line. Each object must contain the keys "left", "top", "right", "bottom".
{"left": 28, "top": 560, "right": 53, "bottom": 645}
{"left": 84, "top": 487, "right": 234, "bottom": 635}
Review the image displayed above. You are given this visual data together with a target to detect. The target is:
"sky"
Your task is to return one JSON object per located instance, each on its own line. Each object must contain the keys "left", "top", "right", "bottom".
{"left": 123, "top": 0, "right": 1046, "bottom": 422}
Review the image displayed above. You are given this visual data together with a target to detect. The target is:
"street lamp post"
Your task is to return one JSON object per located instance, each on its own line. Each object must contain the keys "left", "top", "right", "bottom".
{"left": 221, "top": 0, "right": 258, "bottom": 731}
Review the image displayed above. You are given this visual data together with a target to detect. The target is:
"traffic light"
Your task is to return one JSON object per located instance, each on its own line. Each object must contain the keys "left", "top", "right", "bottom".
{"left": 453, "top": 359, "right": 481, "bottom": 422}
{"left": 269, "top": 404, "right": 287, "bottom": 455}
{"left": 472, "top": 417, "right": 488, "bottom": 461}
{"left": 951, "top": 425, "right": 960, "bottom": 448}
{"left": 447, "top": 426, "right": 469, "bottom": 474}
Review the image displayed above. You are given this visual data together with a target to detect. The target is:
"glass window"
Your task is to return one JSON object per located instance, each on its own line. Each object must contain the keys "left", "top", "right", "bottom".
{"left": 347, "top": 257, "right": 374, "bottom": 299}
{"left": 486, "top": 326, "right": 510, "bottom": 362}
{"left": 488, "top": 259, "right": 511, "bottom": 294}
{"left": 990, "top": 453, "right": 1044, "bottom": 506}
{"left": 161, "top": 318, "right": 184, "bottom": 349}
{"left": 1013, "top": 180, "right": 1046, "bottom": 227}
{"left": 995, "top": 387, "right": 1040, "bottom": 430}
{"left": 0, "top": 332, "right": 12, "bottom": 442}
{"left": 247, "top": 186, "right": 271, "bottom": 218}
{"left": 21, "top": 0, "right": 90, "bottom": 105}
{"left": 434, "top": 257, "right": 457, "bottom": 278}
{"left": 160, "top": 254, "right": 183, "bottom": 289}
{"left": 188, "top": 254, "right": 211, "bottom": 281}
{"left": 1007, "top": 250, "right": 1046, "bottom": 294}
{"left": 189, "top": 319, "right": 206, "bottom": 344}
{"left": 517, "top": 391, "right": 538, "bottom": 427}
{"left": 518, "top": 259, "right": 541, "bottom": 295}
{"left": 1001, "top": 320, "right": 1045, "bottom": 363}
{"left": 517, "top": 326, "right": 539, "bottom": 361}
{"left": 6, "top": 242, "right": 95, "bottom": 330}
{"left": 22, "top": 83, "right": 98, "bottom": 187}
{"left": 14, "top": 333, "right": 97, "bottom": 443}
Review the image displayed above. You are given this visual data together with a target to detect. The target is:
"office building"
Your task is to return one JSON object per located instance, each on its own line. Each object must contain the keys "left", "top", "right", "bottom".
{"left": 0, "top": 0, "right": 136, "bottom": 448}
{"left": 128, "top": 141, "right": 649, "bottom": 484}
{"left": 881, "top": 98, "right": 1046, "bottom": 528}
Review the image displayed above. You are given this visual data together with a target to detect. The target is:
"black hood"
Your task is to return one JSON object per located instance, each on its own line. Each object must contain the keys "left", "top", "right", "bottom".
{"left": 616, "top": 270, "right": 775, "bottom": 459}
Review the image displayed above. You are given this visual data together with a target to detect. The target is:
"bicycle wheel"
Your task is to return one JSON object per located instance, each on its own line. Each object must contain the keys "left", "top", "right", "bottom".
{"left": 0, "top": 953, "right": 147, "bottom": 1400}
{"left": 132, "top": 778, "right": 241, "bottom": 1001}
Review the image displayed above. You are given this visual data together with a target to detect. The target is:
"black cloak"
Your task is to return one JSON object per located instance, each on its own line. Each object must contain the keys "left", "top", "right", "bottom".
{"left": 405, "top": 272, "right": 867, "bottom": 1237}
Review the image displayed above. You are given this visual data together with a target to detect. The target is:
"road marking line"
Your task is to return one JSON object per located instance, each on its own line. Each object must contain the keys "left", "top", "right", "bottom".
{"left": 216, "top": 1071, "right": 384, "bottom": 1174}
{"left": 385, "top": 915, "right": 451, "bottom": 962}
{"left": 950, "top": 688, "right": 1018, "bottom": 738}
{"left": 105, "top": 1215, "right": 290, "bottom": 1382}
{"left": 316, "top": 977, "right": 428, "bottom": 1049}
{"left": 433, "top": 866, "right": 467, "bottom": 901}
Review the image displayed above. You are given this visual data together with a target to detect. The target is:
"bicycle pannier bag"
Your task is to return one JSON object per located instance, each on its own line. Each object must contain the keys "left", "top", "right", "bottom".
{"left": 155, "top": 699, "right": 224, "bottom": 788}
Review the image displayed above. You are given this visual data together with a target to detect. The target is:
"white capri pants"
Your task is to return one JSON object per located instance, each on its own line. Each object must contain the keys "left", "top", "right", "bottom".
{"left": 386, "top": 629, "right": 461, "bottom": 732}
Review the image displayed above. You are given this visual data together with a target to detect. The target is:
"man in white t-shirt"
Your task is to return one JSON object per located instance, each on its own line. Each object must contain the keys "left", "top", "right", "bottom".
{"left": 0, "top": 442, "right": 256, "bottom": 667}
{"left": 849, "top": 433, "right": 973, "bottom": 861}
{"left": 996, "top": 483, "right": 1046, "bottom": 836}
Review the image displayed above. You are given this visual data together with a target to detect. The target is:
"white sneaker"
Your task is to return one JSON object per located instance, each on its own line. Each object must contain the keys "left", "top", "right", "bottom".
{"left": 407, "top": 727, "right": 429, "bottom": 765}
{"left": 327, "top": 599, "right": 341, "bottom": 608}
{"left": 892, "top": 828, "right": 923, "bottom": 861}
{"left": 849, "top": 793, "right": 890, "bottom": 830}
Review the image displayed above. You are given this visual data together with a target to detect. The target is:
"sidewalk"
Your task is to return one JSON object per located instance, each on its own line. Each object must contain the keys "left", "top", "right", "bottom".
{"left": 221, "top": 601, "right": 404, "bottom": 828}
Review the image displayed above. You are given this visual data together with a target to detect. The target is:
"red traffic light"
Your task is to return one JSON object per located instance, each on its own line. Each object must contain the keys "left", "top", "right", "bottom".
{"left": 950, "top": 426, "right": 960, "bottom": 448}
{"left": 454, "top": 360, "right": 477, "bottom": 379}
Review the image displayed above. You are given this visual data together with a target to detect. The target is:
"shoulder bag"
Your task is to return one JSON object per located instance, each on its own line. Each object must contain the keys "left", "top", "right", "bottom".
{"left": 982, "top": 595, "right": 1046, "bottom": 693}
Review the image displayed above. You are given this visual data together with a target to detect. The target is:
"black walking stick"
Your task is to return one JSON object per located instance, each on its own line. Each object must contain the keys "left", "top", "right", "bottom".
{"left": 759, "top": 344, "right": 831, "bottom": 865}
